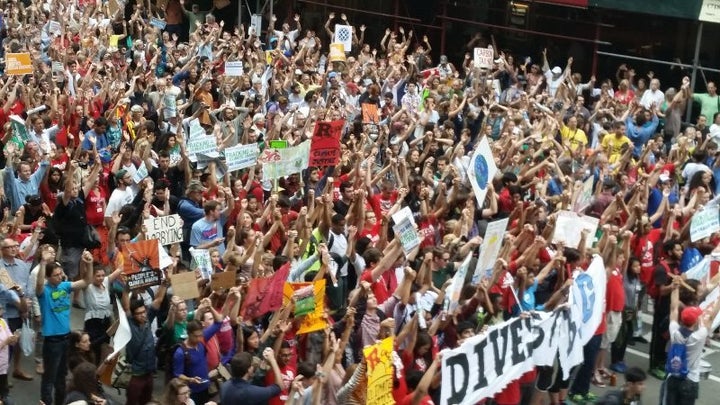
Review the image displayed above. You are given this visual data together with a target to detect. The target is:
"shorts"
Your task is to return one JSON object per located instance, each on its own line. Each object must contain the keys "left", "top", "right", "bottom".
{"left": 601, "top": 311, "right": 623, "bottom": 349}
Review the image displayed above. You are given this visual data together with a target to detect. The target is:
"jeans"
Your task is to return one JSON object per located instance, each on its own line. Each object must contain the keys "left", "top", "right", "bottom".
{"left": 611, "top": 309, "right": 634, "bottom": 364}
{"left": 570, "top": 334, "right": 602, "bottom": 396}
{"left": 664, "top": 376, "right": 699, "bottom": 405}
{"left": 650, "top": 310, "right": 670, "bottom": 369}
{"left": 41, "top": 334, "right": 69, "bottom": 405}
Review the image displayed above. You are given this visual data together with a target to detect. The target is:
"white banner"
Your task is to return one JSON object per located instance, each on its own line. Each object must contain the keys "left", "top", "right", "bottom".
{"left": 334, "top": 24, "right": 353, "bottom": 52}
{"left": 552, "top": 211, "right": 598, "bottom": 249}
{"left": 107, "top": 299, "right": 131, "bottom": 361}
{"left": 473, "top": 47, "right": 493, "bottom": 69}
{"left": 690, "top": 206, "right": 720, "bottom": 242}
{"left": 144, "top": 214, "right": 184, "bottom": 245}
{"left": 225, "top": 143, "right": 259, "bottom": 172}
{"left": 446, "top": 253, "right": 472, "bottom": 312}
{"left": 569, "top": 255, "right": 606, "bottom": 346}
{"left": 468, "top": 137, "right": 497, "bottom": 208}
{"left": 472, "top": 218, "right": 509, "bottom": 282}
{"left": 699, "top": 0, "right": 720, "bottom": 23}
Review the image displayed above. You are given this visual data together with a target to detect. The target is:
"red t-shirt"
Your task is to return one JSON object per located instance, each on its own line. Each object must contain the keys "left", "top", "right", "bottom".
{"left": 85, "top": 188, "right": 107, "bottom": 226}
{"left": 606, "top": 268, "right": 625, "bottom": 312}
{"left": 361, "top": 268, "right": 391, "bottom": 305}
{"left": 494, "top": 379, "right": 520, "bottom": 405}
{"left": 264, "top": 364, "right": 296, "bottom": 405}
{"left": 370, "top": 190, "right": 398, "bottom": 217}
{"left": 400, "top": 393, "right": 435, "bottom": 405}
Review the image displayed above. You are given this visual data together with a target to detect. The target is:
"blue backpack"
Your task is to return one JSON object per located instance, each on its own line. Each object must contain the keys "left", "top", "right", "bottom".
{"left": 665, "top": 327, "right": 692, "bottom": 378}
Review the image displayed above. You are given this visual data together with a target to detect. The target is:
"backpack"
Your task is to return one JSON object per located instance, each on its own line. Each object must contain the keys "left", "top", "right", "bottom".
{"left": 665, "top": 327, "right": 693, "bottom": 378}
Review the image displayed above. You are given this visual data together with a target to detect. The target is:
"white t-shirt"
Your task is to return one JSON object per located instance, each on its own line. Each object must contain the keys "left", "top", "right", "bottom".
{"left": 669, "top": 320, "right": 708, "bottom": 383}
{"left": 84, "top": 277, "right": 113, "bottom": 321}
{"left": 105, "top": 187, "right": 136, "bottom": 218}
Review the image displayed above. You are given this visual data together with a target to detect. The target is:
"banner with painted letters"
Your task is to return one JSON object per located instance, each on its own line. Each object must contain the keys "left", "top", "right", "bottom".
{"left": 262, "top": 141, "right": 310, "bottom": 179}
{"left": 690, "top": 205, "right": 720, "bottom": 242}
{"left": 569, "top": 255, "right": 606, "bottom": 346}
{"left": 144, "top": 214, "right": 183, "bottom": 245}
{"left": 225, "top": 143, "right": 259, "bottom": 172}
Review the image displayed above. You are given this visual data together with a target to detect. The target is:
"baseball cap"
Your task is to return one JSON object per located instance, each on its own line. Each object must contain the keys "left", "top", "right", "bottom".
{"left": 328, "top": 72, "right": 338, "bottom": 79}
{"left": 681, "top": 306, "right": 703, "bottom": 327}
{"left": 115, "top": 169, "right": 128, "bottom": 181}
{"left": 551, "top": 66, "right": 562, "bottom": 75}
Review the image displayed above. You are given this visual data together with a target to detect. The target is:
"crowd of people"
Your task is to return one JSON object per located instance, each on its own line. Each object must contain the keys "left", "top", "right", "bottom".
{"left": 0, "top": 1, "right": 720, "bottom": 405}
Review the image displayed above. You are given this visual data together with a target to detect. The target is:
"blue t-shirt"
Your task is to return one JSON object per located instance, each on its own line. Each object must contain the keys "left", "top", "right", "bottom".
{"left": 519, "top": 279, "right": 539, "bottom": 312}
{"left": 190, "top": 216, "right": 227, "bottom": 255}
{"left": 38, "top": 281, "right": 72, "bottom": 337}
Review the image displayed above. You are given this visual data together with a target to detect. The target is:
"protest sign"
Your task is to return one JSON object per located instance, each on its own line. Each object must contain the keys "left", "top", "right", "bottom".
{"left": 132, "top": 163, "right": 148, "bottom": 184}
{"left": 6, "top": 53, "right": 32, "bottom": 76}
{"left": 329, "top": 43, "right": 346, "bottom": 62}
{"left": 446, "top": 253, "right": 472, "bottom": 312}
{"left": 334, "top": 24, "right": 353, "bottom": 52}
{"left": 211, "top": 270, "right": 237, "bottom": 290}
{"left": 150, "top": 18, "right": 167, "bottom": 29}
{"left": 472, "top": 218, "right": 509, "bottom": 282}
{"left": 187, "top": 135, "right": 218, "bottom": 159}
{"left": 263, "top": 141, "right": 310, "bottom": 179}
{"left": 552, "top": 211, "right": 598, "bottom": 249}
{"left": 224, "top": 61, "right": 244, "bottom": 76}
{"left": 9, "top": 115, "right": 29, "bottom": 147}
{"left": 120, "top": 240, "right": 161, "bottom": 290}
{"left": 48, "top": 21, "right": 61, "bottom": 35}
{"left": 250, "top": 14, "right": 262, "bottom": 36}
{"left": 310, "top": 120, "right": 343, "bottom": 167}
{"left": 573, "top": 177, "right": 594, "bottom": 213}
{"left": 570, "top": 255, "right": 606, "bottom": 346}
{"left": 170, "top": 271, "right": 199, "bottom": 300}
{"left": 361, "top": 103, "right": 380, "bottom": 124}
{"left": 268, "top": 140, "right": 288, "bottom": 149}
{"left": 690, "top": 206, "right": 720, "bottom": 242}
{"left": 468, "top": 137, "right": 498, "bottom": 207}
{"left": 363, "top": 337, "right": 395, "bottom": 405}
{"left": 391, "top": 207, "right": 421, "bottom": 255}
{"left": 163, "top": 93, "right": 177, "bottom": 118}
{"left": 190, "top": 248, "right": 212, "bottom": 280}
{"left": 241, "top": 264, "right": 290, "bottom": 319}
{"left": 144, "top": 214, "right": 183, "bottom": 245}
{"left": 224, "top": 143, "right": 259, "bottom": 172}
{"left": 188, "top": 118, "right": 206, "bottom": 139}
{"left": 283, "top": 280, "right": 327, "bottom": 334}
{"left": 473, "top": 47, "right": 494, "bottom": 69}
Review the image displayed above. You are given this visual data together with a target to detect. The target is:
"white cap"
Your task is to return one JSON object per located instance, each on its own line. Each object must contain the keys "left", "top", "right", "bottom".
{"left": 551, "top": 66, "right": 562, "bottom": 75}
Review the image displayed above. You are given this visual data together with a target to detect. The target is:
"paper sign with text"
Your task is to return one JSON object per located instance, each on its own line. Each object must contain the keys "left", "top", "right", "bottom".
{"left": 224, "top": 61, "right": 244, "bottom": 76}
{"left": 144, "top": 214, "right": 184, "bottom": 245}
{"left": 363, "top": 337, "right": 395, "bottom": 405}
{"left": 224, "top": 143, "right": 259, "bottom": 172}
{"left": 310, "top": 120, "right": 343, "bottom": 167}
{"left": 6, "top": 53, "right": 32, "bottom": 76}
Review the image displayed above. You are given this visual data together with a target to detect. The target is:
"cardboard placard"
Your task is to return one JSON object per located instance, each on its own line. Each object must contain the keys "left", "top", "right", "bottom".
{"left": 329, "top": 43, "right": 346, "bottom": 62}
{"left": 144, "top": 214, "right": 184, "bottom": 246}
{"left": 309, "top": 120, "right": 343, "bottom": 167}
{"left": 211, "top": 270, "right": 237, "bottom": 290}
{"left": 170, "top": 271, "right": 199, "bottom": 300}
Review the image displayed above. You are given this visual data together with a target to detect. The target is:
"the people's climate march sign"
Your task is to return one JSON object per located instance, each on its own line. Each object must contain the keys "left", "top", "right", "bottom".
{"left": 440, "top": 255, "right": 607, "bottom": 405}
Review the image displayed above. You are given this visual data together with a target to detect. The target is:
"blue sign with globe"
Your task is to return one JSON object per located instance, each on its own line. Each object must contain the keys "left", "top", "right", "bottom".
{"left": 474, "top": 155, "right": 489, "bottom": 190}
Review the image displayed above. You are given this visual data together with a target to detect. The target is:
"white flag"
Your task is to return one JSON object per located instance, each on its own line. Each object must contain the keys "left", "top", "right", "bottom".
{"left": 334, "top": 24, "right": 353, "bottom": 52}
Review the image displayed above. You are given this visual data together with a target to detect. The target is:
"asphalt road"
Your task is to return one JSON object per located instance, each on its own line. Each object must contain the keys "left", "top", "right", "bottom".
{"left": 5, "top": 307, "right": 720, "bottom": 405}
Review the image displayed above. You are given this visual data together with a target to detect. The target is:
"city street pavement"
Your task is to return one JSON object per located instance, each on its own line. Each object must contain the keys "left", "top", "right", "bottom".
{"left": 6, "top": 306, "right": 720, "bottom": 404}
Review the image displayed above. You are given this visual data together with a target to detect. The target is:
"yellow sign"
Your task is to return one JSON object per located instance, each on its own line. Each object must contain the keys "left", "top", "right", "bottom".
{"left": 6, "top": 53, "right": 32, "bottom": 76}
{"left": 283, "top": 280, "right": 327, "bottom": 334}
{"left": 363, "top": 336, "right": 395, "bottom": 405}
{"left": 329, "top": 43, "right": 346, "bottom": 62}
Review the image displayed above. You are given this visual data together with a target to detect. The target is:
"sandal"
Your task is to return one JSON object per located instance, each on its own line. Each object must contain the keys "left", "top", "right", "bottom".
{"left": 592, "top": 374, "right": 606, "bottom": 388}
{"left": 598, "top": 368, "right": 612, "bottom": 379}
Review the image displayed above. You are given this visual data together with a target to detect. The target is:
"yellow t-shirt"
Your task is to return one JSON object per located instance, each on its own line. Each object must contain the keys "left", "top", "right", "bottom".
{"left": 601, "top": 133, "right": 632, "bottom": 163}
{"left": 560, "top": 124, "right": 588, "bottom": 152}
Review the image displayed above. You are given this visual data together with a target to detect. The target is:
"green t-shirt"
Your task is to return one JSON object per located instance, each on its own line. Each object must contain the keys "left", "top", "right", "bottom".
{"left": 431, "top": 264, "right": 455, "bottom": 290}
{"left": 168, "top": 311, "right": 195, "bottom": 343}
{"left": 693, "top": 93, "right": 720, "bottom": 122}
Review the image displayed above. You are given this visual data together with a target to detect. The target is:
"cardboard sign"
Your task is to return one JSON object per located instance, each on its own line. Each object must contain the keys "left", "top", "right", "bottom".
{"left": 361, "top": 103, "right": 379, "bottom": 124}
{"left": 552, "top": 211, "right": 599, "bottom": 249}
{"left": 150, "top": 18, "right": 167, "bottom": 30}
{"left": 309, "top": 120, "right": 343, "bottom": 167}
{"left": 224, "top": 61, "right": 244, "bottom": 76}
{"left": 170, "top": 271, "right": 199, "bottom": 300}
{"left": 144, "top": 214, "right": 184, "bottom": 245}
{"left": 224, "top": 143, "right": 259, "bottom": 172}
{"left": 473, "top": 47, "right": 494, "bottom": 69}
{"left": 6, "top": 53, "right": 32, "bottom": 76}
{"left": 468, "top": 137, "right": 498, "bottom": 208}
{"left": 211, "top": 270, "right": 237, "bottom": 290}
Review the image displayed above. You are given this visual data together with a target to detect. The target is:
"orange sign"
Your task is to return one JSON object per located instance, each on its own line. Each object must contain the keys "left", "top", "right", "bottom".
{"left": 6, "top": 53, "right": 32, "bottom": 76}
{"left": 283, "top": 280, "right": 327, "bottom": 334}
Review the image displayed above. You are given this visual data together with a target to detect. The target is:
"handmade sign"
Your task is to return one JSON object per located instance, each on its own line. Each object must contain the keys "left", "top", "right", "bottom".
{"left": 334, "top": 24, "right": 353, "bottom": 52}
{"left": 361, "top": 103, "right": 379, "bottom": 124}
{"left": 6, "top": 53, "right": 32, "bottom": 76}
{"left": 363, "top": 337, "right": 395, "bottom": 405}
{"left": 121, "top": 240, "right": 161, "bottom": 290}
{"left": 283, "top": 280, "right": 327, "bottom": 334}
{"left": 468, "top": 137, "right": 498, "bottom": 208}
{"left": 263, "top": 141, "right": 310, "bottom": 179}
{"left": 170, "top": 271, "right": 199, "bottom": 300}
{"left": 211, "top": 270, "right": 237, "bottom": 290}
{"left": 240, "top": 263, "right": 290, "bottom": 319}
{"left": 391, "top": 207, "right": 420, "bottom": 255}
{"left": 573, "top": 177, "right": 594, "bottom": 213}
{"left": 190, "top": 248, "right": 212, "bottom": 280}
{"left": 329, "top": 43, "right": 346, "bottom": 62}
{"left": 144, "top": 214, "right": 183, "bottom": 245}
{"left": 132, "top": 164, "right": 148, "bottom": 184}
{"left": 472, "top": 218, "right": 509, "bottom": 282}
{"left": 446, "top": 253, "right": 472, "bottom": 312}
{"left": 552, "top": 211, "right": 598, "bottom": 249}
{"left": 187, "top": 135, "right": 218, "bottom": 158}
{"left": 310, "top": 120, "right": 343, "bottom": 167}
{"left": 473, "top": 47, "right": 494, "bottom": 69}
{"left": 150, "top": 18, "right": 167, "bottom": 29}
{"left": 224, "top": 143, "right": 259, "bottom": 172}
